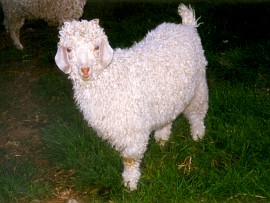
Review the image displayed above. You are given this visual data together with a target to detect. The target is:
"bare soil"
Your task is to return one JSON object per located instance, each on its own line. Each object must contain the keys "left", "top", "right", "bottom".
{"left": 0, "top": 31, "right": 84, "bottom": 202}
{"left": 0, "top": 63, "right": 48, "bottom": 164}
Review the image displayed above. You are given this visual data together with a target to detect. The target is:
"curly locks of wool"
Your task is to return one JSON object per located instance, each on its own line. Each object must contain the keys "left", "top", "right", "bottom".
{"left": 55, "top": 4, "right": 208, "bottom": 190}
{"left": 0, "top": 0, "right": 87, "bottom": 49}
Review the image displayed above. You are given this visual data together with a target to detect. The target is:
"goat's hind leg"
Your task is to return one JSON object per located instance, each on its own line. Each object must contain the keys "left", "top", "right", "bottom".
{"left": 184, "top": 81, "right": 208, "bottom": 141}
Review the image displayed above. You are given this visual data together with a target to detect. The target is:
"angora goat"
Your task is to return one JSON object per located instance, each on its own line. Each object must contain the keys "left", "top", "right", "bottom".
{"left": 0, "top": 0, "right": 87, "bottom": 50}
{"left": 55, "top": 4, "right": 208, "bottom": 190}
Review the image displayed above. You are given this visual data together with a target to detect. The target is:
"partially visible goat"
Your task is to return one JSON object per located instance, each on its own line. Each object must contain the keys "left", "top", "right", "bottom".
{"left": 55, "top": 4, "right": 208, "bottom": 190}
{"left": 0, "top": 0, "right": 87, "bottom": 49}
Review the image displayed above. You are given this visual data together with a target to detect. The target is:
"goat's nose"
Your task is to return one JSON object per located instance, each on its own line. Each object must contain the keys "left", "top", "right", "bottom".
{"left": 81, "top": 67, "right": 90, "bottom": 78}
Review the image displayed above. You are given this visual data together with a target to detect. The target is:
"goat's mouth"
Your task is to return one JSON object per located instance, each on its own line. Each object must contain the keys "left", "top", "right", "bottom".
{"left": 81, "top": 76, "right": 90, "bottom": 81}
{"left": 80, "top": 67, "right": 91, "bottom": 81}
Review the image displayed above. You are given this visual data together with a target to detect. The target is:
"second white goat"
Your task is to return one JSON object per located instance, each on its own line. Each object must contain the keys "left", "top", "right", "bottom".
{"left": 1, "top": 0, "right": 87, "bottom": 50}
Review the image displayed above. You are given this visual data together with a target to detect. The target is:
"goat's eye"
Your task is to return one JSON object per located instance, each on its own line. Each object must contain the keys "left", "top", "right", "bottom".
{"left": 94, "top": 45, "right": 99, "bottom": 51}
{"left": 67, "top": 48, "right": 72, "bottom": 53}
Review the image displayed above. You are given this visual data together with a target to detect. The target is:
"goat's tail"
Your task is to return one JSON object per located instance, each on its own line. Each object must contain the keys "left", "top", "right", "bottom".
{"left": 178, "top": 4, "right": 201, "bottom": 27}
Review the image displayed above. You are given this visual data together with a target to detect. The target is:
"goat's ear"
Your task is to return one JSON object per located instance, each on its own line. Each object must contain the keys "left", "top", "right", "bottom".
{"left": 98, "top": 39, "right": 113, "bottom": 68}
{"left": 55, "top": 46, "right": 71, "bottom": 74}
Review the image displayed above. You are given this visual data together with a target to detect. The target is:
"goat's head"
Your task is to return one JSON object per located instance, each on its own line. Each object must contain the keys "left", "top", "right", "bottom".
{"left": 55, "top": 19, "right": 113, "bottom": 81}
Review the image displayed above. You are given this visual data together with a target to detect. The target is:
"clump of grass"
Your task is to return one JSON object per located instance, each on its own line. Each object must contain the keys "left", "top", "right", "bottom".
{"left": 41, "top": 119, "right": 122, "bottom": 193}
{"left": 207, "top": 42, "right": 270, "bottom": 88}
{"left": 0, "top": 160, "right": 50, "bottom": 202}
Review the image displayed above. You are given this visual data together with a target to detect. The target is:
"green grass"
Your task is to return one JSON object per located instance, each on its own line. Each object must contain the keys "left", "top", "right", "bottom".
{"left": 0, "top": 160, "right": 51, "bottom": 202}
{"left": 39, "top": 83, "right": 269, "bottom": 202}
{"left": 0, "top": 1, "right": 270, "bottom": 202}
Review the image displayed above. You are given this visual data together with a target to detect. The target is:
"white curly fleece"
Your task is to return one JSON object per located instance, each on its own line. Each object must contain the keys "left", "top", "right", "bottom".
{"left": 55, "top": 4, "right": 208, "bottom": 190}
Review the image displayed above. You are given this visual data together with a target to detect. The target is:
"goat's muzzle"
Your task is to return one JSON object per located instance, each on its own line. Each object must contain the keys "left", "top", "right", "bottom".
{"left": 81, "top": 67, "right": 90, "bottom": 80}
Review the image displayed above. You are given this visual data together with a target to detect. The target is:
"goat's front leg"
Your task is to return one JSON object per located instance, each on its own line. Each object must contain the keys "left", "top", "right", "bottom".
{"left": 122, "top": 157, "right": 141, "bottom": 190}
{"left": 9, "top": 19, "right": 24, "bottom": 50}
{"left": 10, "top": 29, "right": 23, "bottom": 50}
{"left": 121, "top": 132, "right": 149, "bottom": 190}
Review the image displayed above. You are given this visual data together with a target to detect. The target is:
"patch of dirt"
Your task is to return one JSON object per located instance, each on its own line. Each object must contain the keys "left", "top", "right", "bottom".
{"left": 0, "top": 62, "right": 48, "bottom": 164}
{"left": 0, "top": 56, "right": 85, "bottom": 202}
{"left": 0, "top": 13, "right": 90, "bottom": 199}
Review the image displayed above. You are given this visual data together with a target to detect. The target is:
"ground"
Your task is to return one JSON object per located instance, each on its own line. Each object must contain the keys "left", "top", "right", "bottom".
{"left": 0, "top": 30, "right": 84, "bottom": 202}
{"left": 0, "top": 63, "right": 47, "bottom": 165}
